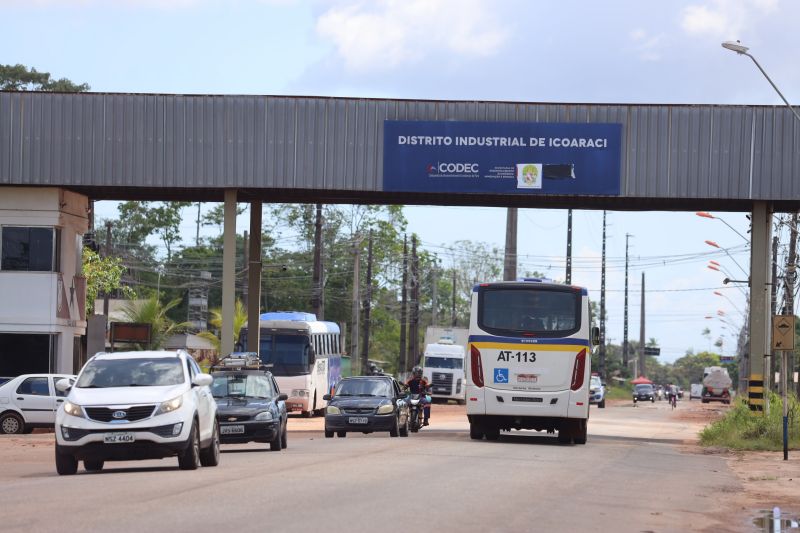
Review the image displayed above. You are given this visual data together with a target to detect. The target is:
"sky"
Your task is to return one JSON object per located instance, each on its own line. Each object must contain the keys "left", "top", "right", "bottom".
{"left": 4, "top": 0, "right": 799, "bottom": 364}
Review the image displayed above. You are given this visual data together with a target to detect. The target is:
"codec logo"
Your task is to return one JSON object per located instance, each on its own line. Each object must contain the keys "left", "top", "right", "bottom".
{"left": 427, "top": 162, "right": 479, "bottom": 174}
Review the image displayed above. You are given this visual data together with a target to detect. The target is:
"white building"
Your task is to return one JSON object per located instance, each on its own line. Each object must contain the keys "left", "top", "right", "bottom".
{"left": 0, "top": 187, "right": 89, "bottom": 376}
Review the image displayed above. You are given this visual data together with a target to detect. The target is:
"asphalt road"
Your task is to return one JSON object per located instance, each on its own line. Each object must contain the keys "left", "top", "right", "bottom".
{"left": 0, "top": 401, "right": 743, "bottom": 533}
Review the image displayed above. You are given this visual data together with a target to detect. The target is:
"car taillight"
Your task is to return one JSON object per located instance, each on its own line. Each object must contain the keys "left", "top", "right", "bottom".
{"left": 470, "top": 345, "right": 484, "bottom": 388}
{"left": 570, "top": 348, "right": 587, "bottom": 391}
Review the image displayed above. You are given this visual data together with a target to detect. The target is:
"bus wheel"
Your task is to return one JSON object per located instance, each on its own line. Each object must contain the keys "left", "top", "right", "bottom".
{"left": 573, "top": 419, "right": 588, "bottom": 445}
{"left": 469, "top": 422, "right": 484, "bottom": 440}
{"left": 484, "top": 425, "right": 500, "bottom": 441}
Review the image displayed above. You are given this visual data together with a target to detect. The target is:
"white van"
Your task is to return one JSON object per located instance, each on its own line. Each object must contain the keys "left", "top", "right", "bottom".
{"left": 422, "top": 342, "right": 466, "bottom": 404}
{"left": 466, "top": 279, "right": 598, "bottom": 444}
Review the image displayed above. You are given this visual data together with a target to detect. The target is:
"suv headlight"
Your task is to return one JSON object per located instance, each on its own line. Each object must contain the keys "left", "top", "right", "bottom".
{"left": 327, "top": 405, "right": 341, "bottom": 415}
{"left": 255, "top": 411, "right": 274, "bottom": 422}
{"left": 155, "top": 395, "right": 183, "bottom": 415}
{"left": 63, "top": 401, "right": 84, "bottom": 418}
{"left": 376, "top": 404, "right": 394, "bottom": 415}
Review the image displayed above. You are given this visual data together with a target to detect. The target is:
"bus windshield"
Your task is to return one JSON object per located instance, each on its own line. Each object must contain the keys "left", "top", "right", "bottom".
{"left": 259, "top": 333, "right": 312, "bottom": 376}
{"left": 478, "top": 287, "right": 581, "bottom": 337}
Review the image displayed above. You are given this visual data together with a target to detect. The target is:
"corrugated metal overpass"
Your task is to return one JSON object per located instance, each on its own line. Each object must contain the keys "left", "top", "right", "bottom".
{"left": 3, "top": 91, "right": 798, "bottom": 408}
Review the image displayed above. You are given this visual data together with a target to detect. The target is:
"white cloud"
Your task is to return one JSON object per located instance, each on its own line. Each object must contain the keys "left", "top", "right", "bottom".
{"left": 681, "top": 0, "right": 779, "bottom": 38}
{"left": 315, "top": 0, "right": 508, "bottom": 71}
{"left": 628, "top": 28, "right": 664, "bottom": 62}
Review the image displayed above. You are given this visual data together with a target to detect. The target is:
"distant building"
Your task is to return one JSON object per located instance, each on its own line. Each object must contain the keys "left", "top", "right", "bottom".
{"left": 0, "top": 188, "right": 89, "bottom": 376}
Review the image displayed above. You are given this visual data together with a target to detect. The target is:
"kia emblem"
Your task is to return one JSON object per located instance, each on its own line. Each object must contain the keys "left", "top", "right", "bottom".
{"left": 112, "top": 410, "right": 127, "bottom": 419}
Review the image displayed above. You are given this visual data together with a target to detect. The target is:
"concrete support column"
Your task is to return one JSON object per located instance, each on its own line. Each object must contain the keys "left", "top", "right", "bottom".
{"left": 221, "top": 189, "right": 237, "bottom": 356}
{"left": 247, "top": 201, "right": 262, "bottom": 354}
{"left": 748, "top": 201, "right": 772, "bottom": 411}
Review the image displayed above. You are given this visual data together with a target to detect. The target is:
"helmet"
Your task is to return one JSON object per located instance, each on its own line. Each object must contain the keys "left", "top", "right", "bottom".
{"left": 412, "top": 366, "right": 423, "bottom": 379}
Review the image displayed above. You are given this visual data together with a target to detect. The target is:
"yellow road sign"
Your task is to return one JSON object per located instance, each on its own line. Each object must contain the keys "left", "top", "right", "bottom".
{"left": 772, "top": 315, "right": 795, "bottom": 351}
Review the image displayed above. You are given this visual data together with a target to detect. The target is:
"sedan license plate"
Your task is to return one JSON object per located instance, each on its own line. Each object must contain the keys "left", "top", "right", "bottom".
{"left": 103, "top": 432, "right": 135, "bottom": 444}
{"left": 220, "top": 425, "right": 245, "bottom": 435}
{"left": 348, "top": 416, "right": 368, "bottom": 425}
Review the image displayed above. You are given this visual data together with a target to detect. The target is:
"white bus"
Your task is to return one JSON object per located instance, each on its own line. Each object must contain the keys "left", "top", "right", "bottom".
{"left": 422, "top": 341, "right": 466, "bottom": 404}
{"left": 240, "top": 312, "right": 342, "bottom": 417}
{"left": 466, "top": 279, "right": 598, "bottom": 444}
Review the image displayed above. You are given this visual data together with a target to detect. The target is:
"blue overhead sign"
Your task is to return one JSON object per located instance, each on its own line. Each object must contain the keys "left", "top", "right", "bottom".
{"left": 383, "top": 121, "right": 622, "bottom": 195}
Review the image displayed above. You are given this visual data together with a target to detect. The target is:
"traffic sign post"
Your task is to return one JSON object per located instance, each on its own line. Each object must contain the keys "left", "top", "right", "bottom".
{"left": 772, "top": 314, "right": 795, "bottom": 461}
{"left": 643, "top": 347, "right": 660, "bottom": 356}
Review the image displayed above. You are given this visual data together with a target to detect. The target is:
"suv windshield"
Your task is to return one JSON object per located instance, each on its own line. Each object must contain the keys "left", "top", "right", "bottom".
{"left": 590, "top": 376, "right": 602, "bottom": 388}
{"left": 77, "top": 358, "right": 185, "bottom": 388}
{"left": 211, "top": 373, "right": 273, "bottom": 398}
{"left": 635, "top": 384, "right": 653, "bottom": 393}
{"left": 335, "top": 379, "right": 393, "bottom": 397}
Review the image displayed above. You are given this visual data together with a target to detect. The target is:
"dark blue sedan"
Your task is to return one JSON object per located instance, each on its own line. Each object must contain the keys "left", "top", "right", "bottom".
{"left": 324, "top": 376, "right": 409, "bottom": 438}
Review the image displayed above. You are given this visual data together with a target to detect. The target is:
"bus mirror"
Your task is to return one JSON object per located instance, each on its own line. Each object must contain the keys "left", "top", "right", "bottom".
{"left": 323, "top": 394, "right": 332, "bottom": 401}
{"left": 591, "top": 326, "right": 600, "bottom": 346}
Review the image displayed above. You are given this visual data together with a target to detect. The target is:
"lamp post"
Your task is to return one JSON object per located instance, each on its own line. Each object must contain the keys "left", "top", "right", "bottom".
{"left": 696, "top": 211, "right": 750, "bottom": 243}
{"left": 723, "top": 39, "right": 800, "bottom": 460}
{"left": 704, "top": 240, "right": 749, "bottom": 278}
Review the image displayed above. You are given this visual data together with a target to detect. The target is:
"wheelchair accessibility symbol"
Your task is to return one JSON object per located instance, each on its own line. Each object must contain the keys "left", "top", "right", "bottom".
{"left": 494, "top": 368, "right": 509, "bottom": 384}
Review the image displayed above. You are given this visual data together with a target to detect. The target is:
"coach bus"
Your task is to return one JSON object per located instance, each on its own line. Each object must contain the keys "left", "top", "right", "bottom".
{"left": 240, "top": 312, "right": 342, "bottom": 417}
{"left": 466, "top": 279, "right": 598, "bottom": 444}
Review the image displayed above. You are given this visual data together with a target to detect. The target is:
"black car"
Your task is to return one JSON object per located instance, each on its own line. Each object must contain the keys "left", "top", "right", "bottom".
{"left": 323, "top": 376, "right": 409, "bottom": 438}
{"left": 632, "top": 384, "right": 656, "bottom": 403}
{"left": 210, "top": 358, "right": 288, "bottom": 451}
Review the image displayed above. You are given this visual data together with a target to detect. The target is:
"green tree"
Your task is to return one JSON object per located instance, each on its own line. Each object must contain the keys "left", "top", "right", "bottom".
{"left": 0, "top": 64, "right": 89, "bottom": 92}
{"left": 120, "top": 296, "right": 191, "bottom": 350}
{"left": 197, "top": 300, "right": 249, "bottom": 353}
{"left": 82, "top": 248, "right": 134, "bottom": 315}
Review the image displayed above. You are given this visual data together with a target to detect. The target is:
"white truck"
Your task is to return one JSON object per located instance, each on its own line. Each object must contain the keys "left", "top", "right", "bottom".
{"left": 422, "top": 341, "right": 466, "bottom": 404}
{"left": 702, "top": 366, "right": 732, "bottom": 404}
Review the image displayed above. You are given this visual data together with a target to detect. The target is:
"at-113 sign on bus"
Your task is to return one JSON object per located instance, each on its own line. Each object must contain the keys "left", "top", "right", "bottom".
{"left": 383, "top": 121, "right": 622, "bottom": 196}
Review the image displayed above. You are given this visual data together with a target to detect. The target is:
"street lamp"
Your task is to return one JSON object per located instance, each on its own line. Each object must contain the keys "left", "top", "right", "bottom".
{"left": 696, "top": 211, "right": 750, "bottom": 243}
{"left": 722, "top": 41, "right": 800, "bottom": 124}
{"left": 723, "top": 39, "right": 798, "bottom": 460}
{"left": 704, "top": 239, "right": 749, "bottom": 278}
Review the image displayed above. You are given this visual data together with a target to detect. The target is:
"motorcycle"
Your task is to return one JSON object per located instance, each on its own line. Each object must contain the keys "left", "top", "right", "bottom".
{"left": 407, "top": 393, "right": 424, "bottom": 433}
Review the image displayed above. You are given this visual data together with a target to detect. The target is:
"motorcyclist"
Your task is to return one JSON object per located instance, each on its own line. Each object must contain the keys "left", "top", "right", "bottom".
{"left": 405, "top": 365, "right": 431, "bottom": 426}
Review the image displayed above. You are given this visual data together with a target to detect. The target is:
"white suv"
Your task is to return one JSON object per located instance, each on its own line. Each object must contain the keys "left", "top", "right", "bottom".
{"left": 54, "top": 350, "right": 220, "bottom": 475}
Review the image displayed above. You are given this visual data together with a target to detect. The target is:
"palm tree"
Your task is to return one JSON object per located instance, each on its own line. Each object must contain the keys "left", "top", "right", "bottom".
{"left": 121, "top": 296, "right": 191, "bottom": 350}
{"left": 197, "top": 299, "right": 250, "bottom": 354}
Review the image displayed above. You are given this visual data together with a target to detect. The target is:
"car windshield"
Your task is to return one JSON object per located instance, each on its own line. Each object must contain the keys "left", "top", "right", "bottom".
{"left": 424, "top": 356, "right": 463, "bottom": 369}
{"left": 335, "top": 379, "right": 393, "bottom": 397}
{"left": 635, "top": 384, "right": 653, "bottom": 393}
{"left": 76, "top": 358, "right": 185, "bottom": 388}
{"left": 211, "top": 374, "right": 272, "bottom": 399}
{"left": 590, "top": 377, "right": 602, "bottom": 388}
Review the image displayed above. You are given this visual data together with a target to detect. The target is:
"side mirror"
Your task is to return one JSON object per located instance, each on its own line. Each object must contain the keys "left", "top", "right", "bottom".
{"left": 193, "top": 373, "right": 213, "bottom": 387}
{"left": 277, "top": 393, "right": 288, "bottom": 402}
{"left": 591, "top": 326, "right": 600, "bottom": 346}
{"left": 55, "top": 378, "right": 72, "bottom": 393}
{"left": 322, "top": 394, "right": 331, "bottom": 401}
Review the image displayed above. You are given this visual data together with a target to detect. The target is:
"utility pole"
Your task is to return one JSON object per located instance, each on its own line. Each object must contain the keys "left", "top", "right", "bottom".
{"left": 408, "top": 236, "right": 419, "bottom": 371}
{"left": 431, "top": 264, "right": 439, "bottom": 327}
{"left": 771, "top": 234, "right": 779, "bottom": 389}
{"left": 361, "top": 231, "right": 373, "bottom": 376}
{"left": 566, "top": 209, "right": 573, "bottom": 284}
{"left": 242, "top": 230, "right": 249, "bottom": 308}
{"left": 195, "top": 202, "right": 201, "bottom": 246}
{"left": 350, "top": 236, "right": 361, "bottom": 374}
{"left": 599, "top": 211, "right": 607, "bottom": 381}
{"left": 783, "top": 213, "right": 797, "bottom": 459}
{"left": 312, "top": 204, "right": 324, "bottom": 319}
{"left": 399, "top": 235, "right": 408, "bottom": 375}
{"left": 503, "top": 207, "right": 518, "bottom": 281}
{"left": 103, "top": 221, "right": 112, "bottom": 317}
{"left": 623, "top": 233, "right": 632, "bottom": 371}
{"left": 451, "top": 268, "right": 457, "bottom": 327}
{"left": 639, "top": 271, "right": 646, "bottom": 379}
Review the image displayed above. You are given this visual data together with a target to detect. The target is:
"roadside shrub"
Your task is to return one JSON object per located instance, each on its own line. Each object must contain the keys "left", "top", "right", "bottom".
{"left": 700, "top": 391, "right": 800, "bottom": 450}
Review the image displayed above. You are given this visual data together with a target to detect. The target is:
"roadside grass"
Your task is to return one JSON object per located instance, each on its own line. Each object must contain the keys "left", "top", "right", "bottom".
{"left": 605, "top": 384, "right": 633, "bottom": 400}
{"left": 699, "top": 391, "right": 800, "bottom": 451}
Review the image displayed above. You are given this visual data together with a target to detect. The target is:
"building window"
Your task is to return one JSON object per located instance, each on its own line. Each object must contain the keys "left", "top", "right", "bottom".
{"left": 1, "top": 227, "right": 61, "bottom": 272}
{"left": 0, "top": 333, "right": 57, "bottom": 376}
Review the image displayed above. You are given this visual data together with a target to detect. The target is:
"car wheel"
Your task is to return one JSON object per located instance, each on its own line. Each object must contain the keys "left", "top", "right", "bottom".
{"left": 399, "top": 417, "right": 409, "bottom": 437}
{"left": 599, "top": 399, "right": 606, "bottom": 409}
{"left": 178, "top": 421, "right": 201, "bottom": 470}
{"left": 270, "top": 422, "right": 282, "bottom": 451}
{"left": 0, "top": 412, "right": 25, "bottom": 434}
{"left": 573, "top": 419, "right": 588, "bottom": 445}
{"left": 469, "top": 422, "right": 484, "bottom": 440}
{"left": 324, "top": 428, "right": 334, "bottom": 438}
{"left": 200, "top": 420, "right": 220, "bottom": 467}
{"left": 84, "top": 460, "right": 104, "bottom": 472}
{"left": 55, "top": 444, "right": 78, "bottom": 475}
{"left": 337, "top": 431, "right": 346, "bottom": 438}
{"left": 390, "top": 415, "right": 399, "bottom": 437}
{"left": 280, "top": 419, "right": 288, "bottom": 449}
